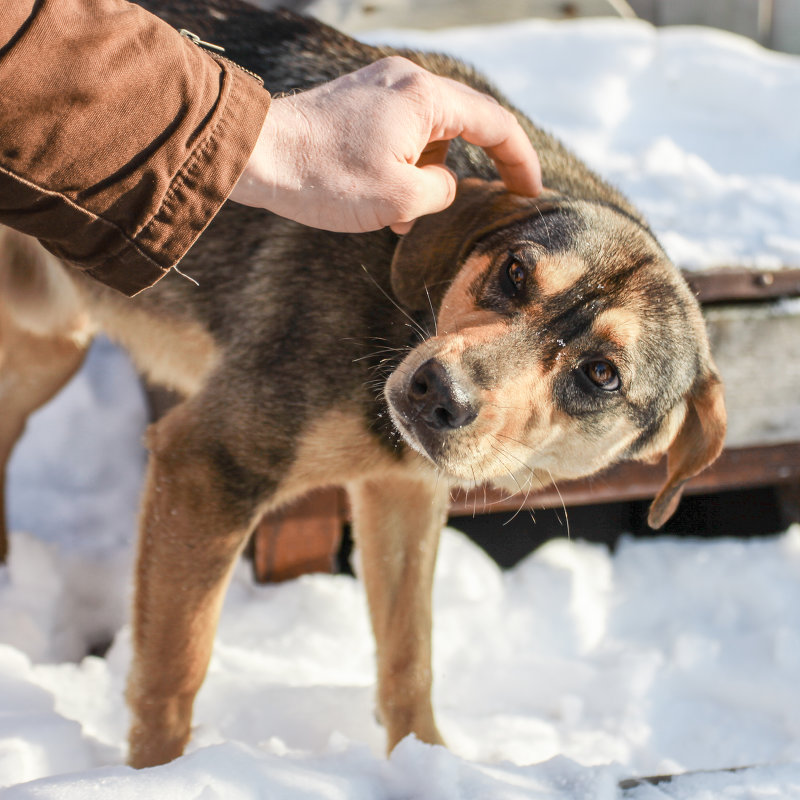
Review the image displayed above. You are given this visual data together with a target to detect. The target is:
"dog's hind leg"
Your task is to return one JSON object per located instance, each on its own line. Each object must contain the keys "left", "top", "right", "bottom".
{"left": 0, "top": 230, "right": 91, "bottom": 562}
{"left": 125, "top": 396, "right": 263, "bottom": 768}
{"left": 348, "top": 473, "right": 450, "bottom": 751}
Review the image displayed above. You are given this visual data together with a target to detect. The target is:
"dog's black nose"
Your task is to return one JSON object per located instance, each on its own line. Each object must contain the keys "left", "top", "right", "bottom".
{"left": 407, "top": 359, "right": 478, "bottom": 430}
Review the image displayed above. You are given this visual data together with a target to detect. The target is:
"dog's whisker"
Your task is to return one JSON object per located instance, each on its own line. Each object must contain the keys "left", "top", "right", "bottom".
{"left": 403, "top": 321, "right": 434, "bottom": 342}
{"left": 351, "top": 347, "right": 410, "bottom": 364}
{"left": 488, "top": 439, "right": 539, "bottom": 525}
{"left": 458, "top": 446, "right": 527, "bottom": 513}
{"left": 359, "top": 264, "right": 429, "bottom": 341}
{"left": 470, "top": 466, "right": 479, "bottom": 517}
{"left": 487, "top": 435, "right": 545, "bottom": 493}
{"left": 340, "top": 335, "right": 394, "bottom": 346}
{"left": 535, "top": 204, "right": 554, "bottom": 250}
{"left": 545, "top": 467, "right": 571, "bottom": 541}
{"left": 489, "top": 447, "right": 538, "bottom": 496}
{"left": 423, "top": 283, "right": 438, "bottom": 338}
{"left": 493, "top": 431, "right": 547, "bottom": 458}
{"left": 489, "top": 444, "right": 522, "bottom": 489}
{"left": 432, "top": 468, "right": 445, "bottom": 510}
{"left": 488, "top": 442, "right": 531, "bottom": 499}
{"left": 483, "top": 401, "right": 528, "bottom": 412}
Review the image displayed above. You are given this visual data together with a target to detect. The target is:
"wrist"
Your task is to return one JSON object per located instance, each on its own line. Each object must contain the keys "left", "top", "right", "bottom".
{"left": 228, "top": 97, "right": 307, "bottom": 213}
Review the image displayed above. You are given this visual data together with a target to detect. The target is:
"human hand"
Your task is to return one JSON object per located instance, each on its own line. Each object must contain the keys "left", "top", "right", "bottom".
{"left": 228, "top": 56, "right": 542, "bottom": 234}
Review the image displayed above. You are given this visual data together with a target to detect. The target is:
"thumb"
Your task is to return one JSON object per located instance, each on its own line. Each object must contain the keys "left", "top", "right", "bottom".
{"left": 391, "top": 163, "right": 458, "bottom": 234}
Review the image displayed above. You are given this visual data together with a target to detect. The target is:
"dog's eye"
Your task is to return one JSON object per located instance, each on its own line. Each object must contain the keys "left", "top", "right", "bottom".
{"left": 501, "top": 255, "right": 527, "bottom": 297}
{"left": 582, "top": 359, "right": 620, "bottom": 391}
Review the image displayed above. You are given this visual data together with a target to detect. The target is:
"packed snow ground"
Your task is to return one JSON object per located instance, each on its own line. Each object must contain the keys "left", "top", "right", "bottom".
{"left": 3, "top": 16, "right": 800, "bottom": 800}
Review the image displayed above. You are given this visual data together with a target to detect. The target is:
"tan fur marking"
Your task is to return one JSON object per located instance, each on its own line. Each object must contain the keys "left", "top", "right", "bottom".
{"left": 485, "top": 369, "right": 633, "bottom": 485}
{"left": 437, "top": 251, "right": 492, "bottom": 334}
{"left": 436, "top": 319, "right": 511, "bottom": 364}
{"left": 593, "top": 307, "right": 643, "bottom": 350}
{"left": 480, "top": 366, "right": 553, "bottom": 487}
{"left": 0, "top": 228, "right": 94, "bottom": 345}
{"left": 636, "top": 402, "right": 688, "bottom": 465}
{"left": 535, "top": 252, "right": 587, "bottom": 296}
{"left": 349, "top": 474, "right": 448, "bottom": 750}
{"left": 127, "top": 402, "right": 253, "bottom": 768}
{"left": 542, "top": 409, "right": 641, "bottom": 480}
{"left": 0, "top": 229, "right": 217, "bottom": 399}
{"left": 74, "top": 280, "right": 220, "bottom": 398}
{"left": 270, "top": 409, "right": 435, "bottom": 512}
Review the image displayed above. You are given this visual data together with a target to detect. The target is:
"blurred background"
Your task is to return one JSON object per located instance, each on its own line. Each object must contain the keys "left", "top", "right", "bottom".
{"left": 249, "top": 0, "right": 800, "bottom": 53}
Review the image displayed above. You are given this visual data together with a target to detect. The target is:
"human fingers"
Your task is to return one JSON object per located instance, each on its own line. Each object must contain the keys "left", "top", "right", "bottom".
{"left": 389, "top": 161, "right": 457, "bottom": 234}
{"left": 389, "top": 141, "right": 451, "bottom": 233}
{"left": 428, "top": 76, "right": 543, "bottom": 197}
{"left": 390, "top": 219, "right": 415, "bottom": 235}
{"left": 474, "top": 117, "right": 543, "bottom": 197}
{"left": 415, "top": 139, "right": 451, "bottom": 170}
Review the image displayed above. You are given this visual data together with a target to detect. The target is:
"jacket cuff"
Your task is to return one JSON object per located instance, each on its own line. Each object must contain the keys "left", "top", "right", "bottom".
{"left": 85, "top": 62, "right": 270, "bottom": 296}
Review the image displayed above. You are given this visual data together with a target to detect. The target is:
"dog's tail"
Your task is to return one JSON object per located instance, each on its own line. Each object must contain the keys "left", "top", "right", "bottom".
{"left": 0, "top": 226, "right": 92, "bottom": 344}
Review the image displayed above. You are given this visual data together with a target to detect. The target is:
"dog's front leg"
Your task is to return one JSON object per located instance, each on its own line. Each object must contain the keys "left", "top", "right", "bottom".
{"left": 348, "top": 474, "right": 449, "bottom": 751}
{"left": 126, "top": 402, "right": 256, "bottom": 768}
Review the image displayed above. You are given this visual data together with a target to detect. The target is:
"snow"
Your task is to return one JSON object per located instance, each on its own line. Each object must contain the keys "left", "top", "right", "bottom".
{"left": 4, "top": 16, "right": 800, "bottom": 800}
{"left": 368, "top": 18, "right": 800, "bottom": 271}
{"left": 8, "top": 518, "right": 800, "bottom": 798}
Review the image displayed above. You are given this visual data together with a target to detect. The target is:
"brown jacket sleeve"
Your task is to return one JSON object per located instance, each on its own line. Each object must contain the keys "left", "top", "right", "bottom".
{"left": 0, "top": 0, "right": 271, "bottom": 295}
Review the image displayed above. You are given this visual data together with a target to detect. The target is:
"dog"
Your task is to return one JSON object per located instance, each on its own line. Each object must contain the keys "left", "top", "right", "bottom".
{"left": 0, "top": 2, "right": 726, "bottom": 768}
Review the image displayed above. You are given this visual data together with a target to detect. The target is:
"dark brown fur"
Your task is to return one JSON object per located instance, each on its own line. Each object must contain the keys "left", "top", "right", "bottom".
{"left": 0, "top": 4, "right": 725, "bottom": 766}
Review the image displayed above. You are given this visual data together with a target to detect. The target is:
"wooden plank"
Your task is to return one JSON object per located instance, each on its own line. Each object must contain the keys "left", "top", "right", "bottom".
{"left": 772, "top": 0, "right": 800, "bottom": 54}
{"left": 619, "top": 765, "right": 753, "bottom": 793}
{"left": 251, "top": 488, "right": 345, "bottom": 582}
{"left": 683, "top": 267, "right": 800, "bottom": 303}
{"left": 248, "top": 443, "right": 800, "bottom": 577}
{"left": 319, "top": 0, "right": 632, "bottom": 33}
{"left": 630, "top": 0, "right": 799, "bottom": 55}
{"left": 703, "top": 301, "right": 800, "bottom": 449}
{"left": 449, "top": 442, "right": 800, "bottom": 515}
{"left": 628, "top": 0, "right": 767, "bottom": 42}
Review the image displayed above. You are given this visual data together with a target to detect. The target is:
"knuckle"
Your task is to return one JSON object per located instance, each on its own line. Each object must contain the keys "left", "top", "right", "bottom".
{"left": 375, "top": 55, "right": 431, "bottom": 94}
{"left": 378, "top": 54, "right": 420, "bottom": 74}
{"left": 388, "top": 181, "right": 423, "bottom": 219}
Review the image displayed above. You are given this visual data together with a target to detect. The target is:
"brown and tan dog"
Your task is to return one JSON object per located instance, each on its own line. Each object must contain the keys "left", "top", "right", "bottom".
{"left": 0, "top": 4, "right": 725, "bottom": 768}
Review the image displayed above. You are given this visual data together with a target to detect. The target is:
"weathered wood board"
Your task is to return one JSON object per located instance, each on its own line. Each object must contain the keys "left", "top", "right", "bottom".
{"left": 289, "top": 0, "right": 632, "bottom": 33}
{"left": 705, "top": 299, "right": 800, "bottom": 448}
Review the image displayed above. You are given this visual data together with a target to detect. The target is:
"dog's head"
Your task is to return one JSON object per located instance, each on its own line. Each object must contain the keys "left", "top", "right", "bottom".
{"left": 385, "top": 179, "right": 725, "bottom": 529}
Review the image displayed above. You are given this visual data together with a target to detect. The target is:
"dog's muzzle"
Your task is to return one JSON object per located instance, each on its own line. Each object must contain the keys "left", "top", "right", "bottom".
{"left": 407, "top": 359, "right": 478, "bottom": 431}
{"left": 387, "top": 358, "right": 480, "bottom": 462}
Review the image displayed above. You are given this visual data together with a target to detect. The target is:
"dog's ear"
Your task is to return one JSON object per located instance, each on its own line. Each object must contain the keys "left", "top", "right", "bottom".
{"left": 390, "top": 178, "right": 552, "bottom": 310}
{"left": 647, "top": 370, "right": 726, "bottom": 529}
